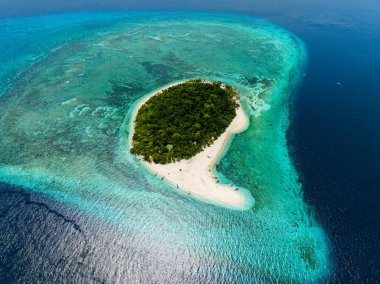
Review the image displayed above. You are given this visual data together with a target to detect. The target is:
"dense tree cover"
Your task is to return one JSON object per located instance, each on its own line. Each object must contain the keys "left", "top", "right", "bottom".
{"left": 130, "top": 80, "right": 238, "bottom": 164}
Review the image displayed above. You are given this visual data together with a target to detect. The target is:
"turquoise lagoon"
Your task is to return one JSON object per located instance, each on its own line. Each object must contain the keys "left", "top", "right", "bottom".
{"left": 0, "top": 12, "right": 330, "bottom": 282}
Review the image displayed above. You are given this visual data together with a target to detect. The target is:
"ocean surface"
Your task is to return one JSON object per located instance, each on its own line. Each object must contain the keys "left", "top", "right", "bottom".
{"left": 0, "top": 3, "right": 379, "bottom": 283}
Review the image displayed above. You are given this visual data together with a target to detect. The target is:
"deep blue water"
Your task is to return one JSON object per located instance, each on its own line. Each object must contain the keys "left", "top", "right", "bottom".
{"left": 289, "top": 14, "right": 380, "bottom": 282}
{"left": 0, "top": 1, "right": 380, "bottom": 283}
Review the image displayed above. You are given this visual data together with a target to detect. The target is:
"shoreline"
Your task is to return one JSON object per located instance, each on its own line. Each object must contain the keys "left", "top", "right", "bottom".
{"left": 129, "top": 81, "right": 254, "bottom": 210}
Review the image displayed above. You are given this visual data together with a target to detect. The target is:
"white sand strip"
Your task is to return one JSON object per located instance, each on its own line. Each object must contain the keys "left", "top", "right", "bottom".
{"left": 129, "top": 81, "right": 254, "bottom": 210}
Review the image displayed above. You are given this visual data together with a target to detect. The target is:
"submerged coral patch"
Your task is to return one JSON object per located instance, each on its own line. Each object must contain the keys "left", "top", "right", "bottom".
{"left": 0, "top": 12, "right": 330, "bottom": 282}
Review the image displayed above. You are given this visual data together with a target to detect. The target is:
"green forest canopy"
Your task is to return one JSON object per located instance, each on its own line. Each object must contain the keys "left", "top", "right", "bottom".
{"left": 130, "top": 80, "right": 238, "bottom": 164}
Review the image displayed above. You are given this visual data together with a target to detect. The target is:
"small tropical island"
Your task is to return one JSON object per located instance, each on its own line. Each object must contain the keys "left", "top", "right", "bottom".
{"left": 129, "top": 80, "right": 254, "bottom": 210}
{"left": 131, "top": 80, "right": 238, "bottom": 163}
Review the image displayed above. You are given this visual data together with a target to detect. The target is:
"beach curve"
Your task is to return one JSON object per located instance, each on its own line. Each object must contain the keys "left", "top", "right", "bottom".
{"left": 128, "top": 81, "right": 255, "bottom": 210}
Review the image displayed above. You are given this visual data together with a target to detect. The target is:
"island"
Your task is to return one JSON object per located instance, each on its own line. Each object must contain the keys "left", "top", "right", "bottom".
{"left": 129, "top": 80, "right": 254, "bottom": 209}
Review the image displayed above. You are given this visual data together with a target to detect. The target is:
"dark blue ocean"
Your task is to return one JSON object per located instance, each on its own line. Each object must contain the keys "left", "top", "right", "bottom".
{"left": 0, "top": 1, "right": 379, "bottom": 283}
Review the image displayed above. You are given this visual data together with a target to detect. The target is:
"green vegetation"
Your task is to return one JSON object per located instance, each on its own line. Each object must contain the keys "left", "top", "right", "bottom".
{"left": 130, "top": 80, "right": 239, "bottom": 164}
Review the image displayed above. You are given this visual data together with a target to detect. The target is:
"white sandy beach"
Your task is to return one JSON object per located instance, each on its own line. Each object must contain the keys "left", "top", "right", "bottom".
{"left": 129, "top": 81, "right": 254, "bottom": 210}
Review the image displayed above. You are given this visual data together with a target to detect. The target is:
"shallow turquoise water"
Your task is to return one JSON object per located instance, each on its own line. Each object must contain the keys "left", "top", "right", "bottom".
{"left": 0, "top": 12, "right": 330, "bottom": 282}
